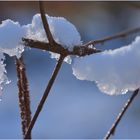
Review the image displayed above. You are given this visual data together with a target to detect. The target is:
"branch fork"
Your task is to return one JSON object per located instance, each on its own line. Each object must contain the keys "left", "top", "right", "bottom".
{"left": 23, "top": 1, "right": 140, "bottom": 139}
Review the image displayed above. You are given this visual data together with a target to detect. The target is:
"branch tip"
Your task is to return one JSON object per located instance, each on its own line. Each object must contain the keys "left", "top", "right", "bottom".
{"left": 104, "top": 88, "right": 139, "bottom": 140}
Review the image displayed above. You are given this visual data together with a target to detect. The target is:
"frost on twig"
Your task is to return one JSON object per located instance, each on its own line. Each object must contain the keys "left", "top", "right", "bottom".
{"left": 16, "top": 57, "right": 31, "bottom": 138}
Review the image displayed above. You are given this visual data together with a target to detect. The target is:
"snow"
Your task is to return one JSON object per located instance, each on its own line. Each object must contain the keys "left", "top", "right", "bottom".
{"left": 1, "top": 14, "right": 140, "bottom": 96}
{"left": 0, "top": 14, "right": 82, "bottom": 62}
{"left": 0, "top": 19, "right": 25, "bottom": 58}
{"left": 0, "top": 53, "right": 9, "bottom": 96}
{"left": 0, "top": 13, "right": 82, "bottom": 92}
{"left": 72, "top": 36, "right": 140, "bottom": 95}
{"left": 0, "top": 19, "right": 25, "bottom": 94}
{"left": 50, "top": 52, "right": 72, "bottom": 64}
{"left": 26, "top": 14, "right": 82, "bottom": 48}
{"left": 25, "top": 14, "right": 82, "bottom": 63}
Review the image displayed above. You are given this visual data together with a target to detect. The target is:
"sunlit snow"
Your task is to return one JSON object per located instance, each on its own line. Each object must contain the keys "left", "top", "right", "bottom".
{"left": 72, "top": 36, "right": 140, "bottom": 95}
{"left": 25, "top": 14, "right": 82, "bottom": 63}
{"left": 0, "top": 14, "right": 82, "bottom": 92}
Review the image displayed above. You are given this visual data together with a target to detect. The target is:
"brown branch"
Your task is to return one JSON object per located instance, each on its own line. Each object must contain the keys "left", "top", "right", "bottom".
{"left": 16, "top": 57, "right": 32, "bottom": 139}
{"left": 84, "top": 27, "right": 140, "bottom": 47}
{"left": 104, "top": 88, "right": 139, "bottom": 140}
{"left": 69, "top": 45, "right": 101, "bottom": 56}
{"left": 24, "top": 55, "right": 65, "bottom": 139}
{"left": 16, "top": 58, "right": 26, "bottom": 137}
{"left": 20, "top": 57, "right": 32, "bottom": 137}
{"left": 39, "top": 1, "right": 56, "bottom": 45}
{"left": 23, "top": 38, "right": 101, "bottom": 57}
{"left": 22, "top": 38, "right": 68, "bottom": 56}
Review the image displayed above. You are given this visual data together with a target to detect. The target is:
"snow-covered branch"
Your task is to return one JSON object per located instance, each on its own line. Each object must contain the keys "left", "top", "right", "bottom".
{"left": 23, "top": 26, "right": 140, "bottom": 57}
{"left": 23, "top": 38, "right": 101, "bottom": 56}
{"left": 1, "top": 2, "right": 140, "bottom": 139}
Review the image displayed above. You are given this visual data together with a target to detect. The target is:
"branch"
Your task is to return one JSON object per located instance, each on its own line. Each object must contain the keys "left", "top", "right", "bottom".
{"left": 24, "top": 55, "right": 65, "bottom": 139}
{"left": 84, "top": 27, "right": 140, "bottom": 47}
{"left": 69, "top": 45, "right": 101, "bottom": 56}
{"left": 23, "top": 38, "right": 68, "bottom": 56}
{"left": 104, "top": 88, "right": 139, "bottom": 140}
{"left": 16, "top": 57, "right": 31, "bottom": 139}
{"left": 23, "top": 38, "right": 101, "bottom": 57}
{"left": 39, "top": 1, "right": 57, "bottom": 45}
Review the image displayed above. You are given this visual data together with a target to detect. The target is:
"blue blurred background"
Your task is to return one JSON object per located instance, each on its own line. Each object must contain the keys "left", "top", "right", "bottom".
{"left": 0, "top": 1, "right": 140, "bottom": 139}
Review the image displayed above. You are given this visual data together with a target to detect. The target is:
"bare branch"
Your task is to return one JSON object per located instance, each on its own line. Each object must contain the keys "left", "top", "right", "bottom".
{"left": 104, "top": 88, "right": 139, "bottom": 140}
{"left": 24, "top": 55, "right": 65, "bottom": 139}
{"left": 39, "top": 1, "right": 56, "bottom": 45}
{"left": 84, "top": 27, "right": 140, "bottom": 47}
{"left": 69, "top": 45, "right": 101, "bottom": 56}
{"left": 23, "top": 38, "right": 68, "bottom": 56}
{"left": 23, "top": 38, "right": 101, "bottom": 57}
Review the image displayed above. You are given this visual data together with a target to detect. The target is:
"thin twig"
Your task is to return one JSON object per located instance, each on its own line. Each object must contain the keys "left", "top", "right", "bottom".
{"left": 16, "top": 57, "right": 31, "bottom": 139}
{"left": 84, "top": 27, "right": 140, "bottom": 47}
{"left": 24, "top": 55, "right": 65, "bottom": 139}
{"left": 104, "top": 88, "right": 139, "bottom": 140}
{"left": 39, "top": 1, "right": 56, "bottom": 45}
